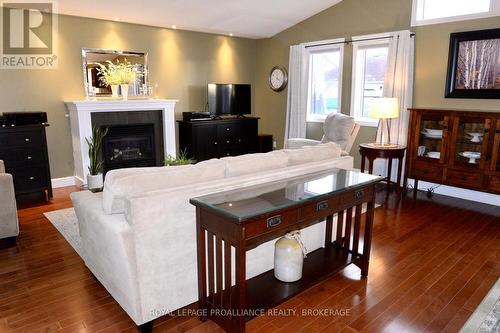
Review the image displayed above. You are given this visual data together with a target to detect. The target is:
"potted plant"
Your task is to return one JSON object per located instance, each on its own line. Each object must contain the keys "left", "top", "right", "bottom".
{"left": 116, "top": 61, "right": 136, "bottom": 100}
{"left": 85, "top": 126, "right": 108, "bottom": 191}
{"left": 165, "top": 149, "right": 195, "bottom": 166}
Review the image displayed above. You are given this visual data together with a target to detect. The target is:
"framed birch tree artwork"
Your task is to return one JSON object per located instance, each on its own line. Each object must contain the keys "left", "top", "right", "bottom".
{"left": 445, "top": 28, "right": 500, "bottom": 99}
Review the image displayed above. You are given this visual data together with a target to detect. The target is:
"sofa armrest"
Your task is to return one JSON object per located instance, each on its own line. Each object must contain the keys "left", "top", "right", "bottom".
{"left": 286, "top": 138, "right": 321, "bottom": 149}
{"left": 0, "top": 173, "right": 19, "bottom": 238}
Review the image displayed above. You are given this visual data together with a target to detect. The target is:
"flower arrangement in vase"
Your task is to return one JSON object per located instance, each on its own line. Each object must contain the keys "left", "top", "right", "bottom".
{"left": 97, "top": 59, "right": 141, "bottom": 99}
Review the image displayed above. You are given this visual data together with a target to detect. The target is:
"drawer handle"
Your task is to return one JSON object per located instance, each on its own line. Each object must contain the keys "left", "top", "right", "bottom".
{"left": 226, "top": 140, "right": 230, "bottom": 143}
{"left": 238, "top": 139, "right": 242, "bottom": 142}
{"left": 355, "top": 190, "right": 364, "bottom": 200}
{"left": 316, "top": 201, "right": 329, "bottom": 212}
{"left": 27, "top": 156, "right": 32, "bottom": 160}
{"left": 214, "top": 141, "right": 218, "bottom": 145}
{"left": 226, "top": 128, "right": 230, "bottom": 131}
{"left": 29, "top": 176, "right": 35, "bottom": 180}
{"left": 267, "top": 215, "right": 282, "bottom": 228}
{"left": 25, "top": 138, "right": 30, "bottom": 142}
{"left": 226, "top": 153, "right": 230, "bottom": 156}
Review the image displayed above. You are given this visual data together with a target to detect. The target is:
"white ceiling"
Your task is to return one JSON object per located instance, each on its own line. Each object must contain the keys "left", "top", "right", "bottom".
{"left": 58, "top": 0, "right": 343, "bottom": 39}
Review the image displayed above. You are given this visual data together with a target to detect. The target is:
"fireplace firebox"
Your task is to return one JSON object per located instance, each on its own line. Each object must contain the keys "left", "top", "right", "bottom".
{"left": 102, "top": 124, "right": 156, "bottom": 174}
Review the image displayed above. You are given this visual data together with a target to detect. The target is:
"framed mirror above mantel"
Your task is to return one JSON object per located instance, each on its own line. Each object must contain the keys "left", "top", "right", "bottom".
{"left": 81, "top": 48, "right": 150, "bottom": 98}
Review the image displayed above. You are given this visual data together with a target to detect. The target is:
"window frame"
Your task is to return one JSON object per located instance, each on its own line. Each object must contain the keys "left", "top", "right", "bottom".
{"left": 411, "top": 0, "right": 500, "bottom": 27}
{"left": 304, "top": 39, "right": 345, "bottom": 123}
{"left": 350, "top": 37, "right": 391, "bottom": 128}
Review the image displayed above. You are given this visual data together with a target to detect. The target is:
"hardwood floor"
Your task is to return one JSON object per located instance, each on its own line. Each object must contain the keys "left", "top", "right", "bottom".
{"left": 0, "top": 186, "right": 499, "bottom": 333}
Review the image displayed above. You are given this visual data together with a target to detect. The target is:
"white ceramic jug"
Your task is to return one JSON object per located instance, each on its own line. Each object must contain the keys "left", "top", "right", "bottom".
{"left": 274, "top": 231, "right": 308, "bottom": 282}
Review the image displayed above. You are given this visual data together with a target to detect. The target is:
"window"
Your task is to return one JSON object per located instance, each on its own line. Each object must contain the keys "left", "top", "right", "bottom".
{"left": 306, "top": 43, "right": 344, "bottom": 122}
{"left": 351, "top": 39, "right": 390, "bottom": 126}
{"left": 412, "top": 0, "right": 500, "bottom": 26}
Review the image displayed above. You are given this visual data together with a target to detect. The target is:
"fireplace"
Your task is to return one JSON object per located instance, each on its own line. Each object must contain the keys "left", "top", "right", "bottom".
{"left": 65, "top": 99, "right": 177, "bottom": 186}
{"left": 102, "top": 124, "right": 156, "bottom": 174}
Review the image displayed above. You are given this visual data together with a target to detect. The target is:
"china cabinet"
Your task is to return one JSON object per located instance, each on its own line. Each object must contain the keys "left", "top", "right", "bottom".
{"left": 406, "top": 108, "right": 500, "bottom": 196}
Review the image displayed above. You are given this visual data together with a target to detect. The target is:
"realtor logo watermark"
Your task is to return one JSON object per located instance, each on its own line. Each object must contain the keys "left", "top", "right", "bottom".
{"left": 1, "top": 0, "right": 58, "bottom": 69}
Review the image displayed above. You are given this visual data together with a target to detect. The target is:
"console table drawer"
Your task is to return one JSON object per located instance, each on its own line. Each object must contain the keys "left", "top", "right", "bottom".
{"left": 299, "top": 197, "right": 342, "bottom": 221}
{"left": 341, "top": 188, "right": 373, "bottom": 207}
{"left": 244, "top": 210, "right": 298, "bottom": 239}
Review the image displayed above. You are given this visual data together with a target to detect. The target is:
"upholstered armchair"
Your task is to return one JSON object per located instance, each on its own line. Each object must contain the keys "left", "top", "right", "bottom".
{"left": 286, "top": 113, "right": 360, "bottom": 153}
{"left": 0, "top": 160, "right": 19, "bottom": 244}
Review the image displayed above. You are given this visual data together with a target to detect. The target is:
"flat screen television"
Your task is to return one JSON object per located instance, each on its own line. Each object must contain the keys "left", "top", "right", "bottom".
{"left": 208, "top": 83, "right": 251, "bottom": 116}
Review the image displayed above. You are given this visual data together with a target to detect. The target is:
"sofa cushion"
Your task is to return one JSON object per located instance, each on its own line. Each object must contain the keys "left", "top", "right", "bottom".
{"left": 103, "top": 159, "right": 226, "bottom": 214}
{"left": 283, "top": 142, "right": 342, "bottom": 166}
{"left": 223, "top": 150, "right": 289, "bottom": 178}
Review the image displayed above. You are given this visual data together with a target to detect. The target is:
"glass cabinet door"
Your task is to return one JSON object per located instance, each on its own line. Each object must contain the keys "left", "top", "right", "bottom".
{"left": 451, "top": 117, "right": 489, "bottom": 169}
{"left": 417, "top": 114, "right": 448, "bottom": 162}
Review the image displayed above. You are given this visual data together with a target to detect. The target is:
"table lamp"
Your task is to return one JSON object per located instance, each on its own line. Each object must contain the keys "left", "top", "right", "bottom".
{"left": 369, "top": 98, "right": 399, "bottom": 147}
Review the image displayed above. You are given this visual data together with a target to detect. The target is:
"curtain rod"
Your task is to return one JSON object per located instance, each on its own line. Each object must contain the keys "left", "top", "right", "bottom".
{"left": 304, "top": 33, "right": 415, "bottom": 48}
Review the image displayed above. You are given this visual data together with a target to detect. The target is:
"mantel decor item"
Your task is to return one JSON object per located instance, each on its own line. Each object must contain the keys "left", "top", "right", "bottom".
{"left": 369, "top": 97, "right": 399, "bottom": 147}
{"left": 86, "top": 126, "right": 108, "bottom": 191}
{"left": 274, "top": 231, "right": 307, "bottom": 282}
{"left": 445, "top": 28, "right": 500, "bottom": 99}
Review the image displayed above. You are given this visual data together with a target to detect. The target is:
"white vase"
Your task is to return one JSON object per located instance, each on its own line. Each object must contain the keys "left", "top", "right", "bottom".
{"left": 120, "top": 84, "right": 129, "bottom": 100}
{"left": 274, "top": 231, "right": 307, "bottom": 282}
{"left": 110, "top": 85, "right": 119, "bottom": 98}
{"left": 87, "top": 174, "right": 103, "bottom": 190}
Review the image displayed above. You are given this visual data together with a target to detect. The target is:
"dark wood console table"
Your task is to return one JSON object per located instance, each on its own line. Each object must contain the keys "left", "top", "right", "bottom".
{"left": 190, "top": 169, "right": 382, "bottom": 332}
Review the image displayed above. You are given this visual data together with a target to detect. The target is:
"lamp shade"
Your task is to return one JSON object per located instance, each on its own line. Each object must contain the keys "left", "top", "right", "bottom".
{"left": 369, "top": 98, "right": 399, "bottom": 119}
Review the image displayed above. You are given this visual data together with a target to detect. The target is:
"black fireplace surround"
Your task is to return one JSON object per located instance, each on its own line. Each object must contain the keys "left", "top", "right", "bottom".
{"left": 91, "top": 111, "right": 165, "bottom": 175}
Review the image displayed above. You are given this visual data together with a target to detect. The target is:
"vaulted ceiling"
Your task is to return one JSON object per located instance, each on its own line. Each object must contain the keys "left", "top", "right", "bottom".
{"left": 58, "top": 0, "right": 344, "bottom": 39}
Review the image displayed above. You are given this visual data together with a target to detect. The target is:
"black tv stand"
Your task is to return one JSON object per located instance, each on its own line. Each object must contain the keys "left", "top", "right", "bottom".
{"left": 177, "top": 117, "right": 260, "bottom": 162}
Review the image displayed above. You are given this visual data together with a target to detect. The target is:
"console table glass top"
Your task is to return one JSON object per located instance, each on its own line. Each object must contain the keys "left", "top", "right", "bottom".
{"left": 190, "top": 169, "right": 382, "bottom": 222}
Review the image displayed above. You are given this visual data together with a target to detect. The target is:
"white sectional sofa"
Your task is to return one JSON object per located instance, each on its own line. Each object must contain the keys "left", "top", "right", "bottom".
{"left": 71, "top": 143, "right": 353, "bottom": 327}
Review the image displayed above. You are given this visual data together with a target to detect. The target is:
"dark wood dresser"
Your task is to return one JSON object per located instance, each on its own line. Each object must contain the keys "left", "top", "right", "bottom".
{"left": 0, "top": 124, "right": 53, "bottom": 200}
{"left": 178, "top": 117, "right": 259, "bottom": 162}
{"left": 406, "top": 108, "right": 500, "bottom": 196}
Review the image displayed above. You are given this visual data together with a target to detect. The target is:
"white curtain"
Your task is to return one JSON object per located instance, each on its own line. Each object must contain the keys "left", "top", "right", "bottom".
{"left": 284, "top": 44, "right": 309, "bottom": 146}
{"left": 377, "top": 30, "right": 415, "bottom": 182}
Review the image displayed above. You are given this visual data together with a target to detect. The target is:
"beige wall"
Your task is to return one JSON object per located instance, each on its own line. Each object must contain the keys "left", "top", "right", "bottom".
{"left": 254, "top": 0, "right": 500, "bottom": 168}
{"left": 0, "top": 14, "right": 256, "bottom": 178}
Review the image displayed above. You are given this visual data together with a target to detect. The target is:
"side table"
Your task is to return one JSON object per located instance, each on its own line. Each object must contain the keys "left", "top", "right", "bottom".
{"left": 359, "top": 143, "right": 406, "bottom": 192}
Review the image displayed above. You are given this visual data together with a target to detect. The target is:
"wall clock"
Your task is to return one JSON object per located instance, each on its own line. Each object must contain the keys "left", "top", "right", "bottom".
{"left": 269, "top": 66, "right": 288, "bottom": 92}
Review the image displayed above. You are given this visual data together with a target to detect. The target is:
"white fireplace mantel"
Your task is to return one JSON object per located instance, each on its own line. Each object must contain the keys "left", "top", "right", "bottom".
{"left": 64, "top": 99, "right": 177, "bottom": 185}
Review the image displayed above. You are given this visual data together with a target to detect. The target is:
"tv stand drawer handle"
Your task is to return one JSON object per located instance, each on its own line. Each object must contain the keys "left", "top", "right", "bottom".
{"left": 25, "top": 138, "right": 30, "bottom": 142}
{"left": 214, "top": 141, "right": 218, "bottom": 145}
{"left": 29, "top": 176, "right": 35, "bottom": 180}
{"left": 267, "top": 215, "right": 281, "bottom": 228}
{"left": 27, "top": 156, "right": 32, "bottom": 160}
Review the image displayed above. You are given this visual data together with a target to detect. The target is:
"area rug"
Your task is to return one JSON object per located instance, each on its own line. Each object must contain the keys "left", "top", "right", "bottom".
{"left": 43, "top": 208, "right": 84, "bottom": 258}
{"left": 460, "top": 279, "right": 500, "bottom": 333}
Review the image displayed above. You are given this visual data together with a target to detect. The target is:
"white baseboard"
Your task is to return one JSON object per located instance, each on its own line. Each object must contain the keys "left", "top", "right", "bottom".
{"left": 51, "top": 176, "right": 77, "bottom": 188}
{"left": 409, "top": 179, "right": 499, "bottom": 207}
